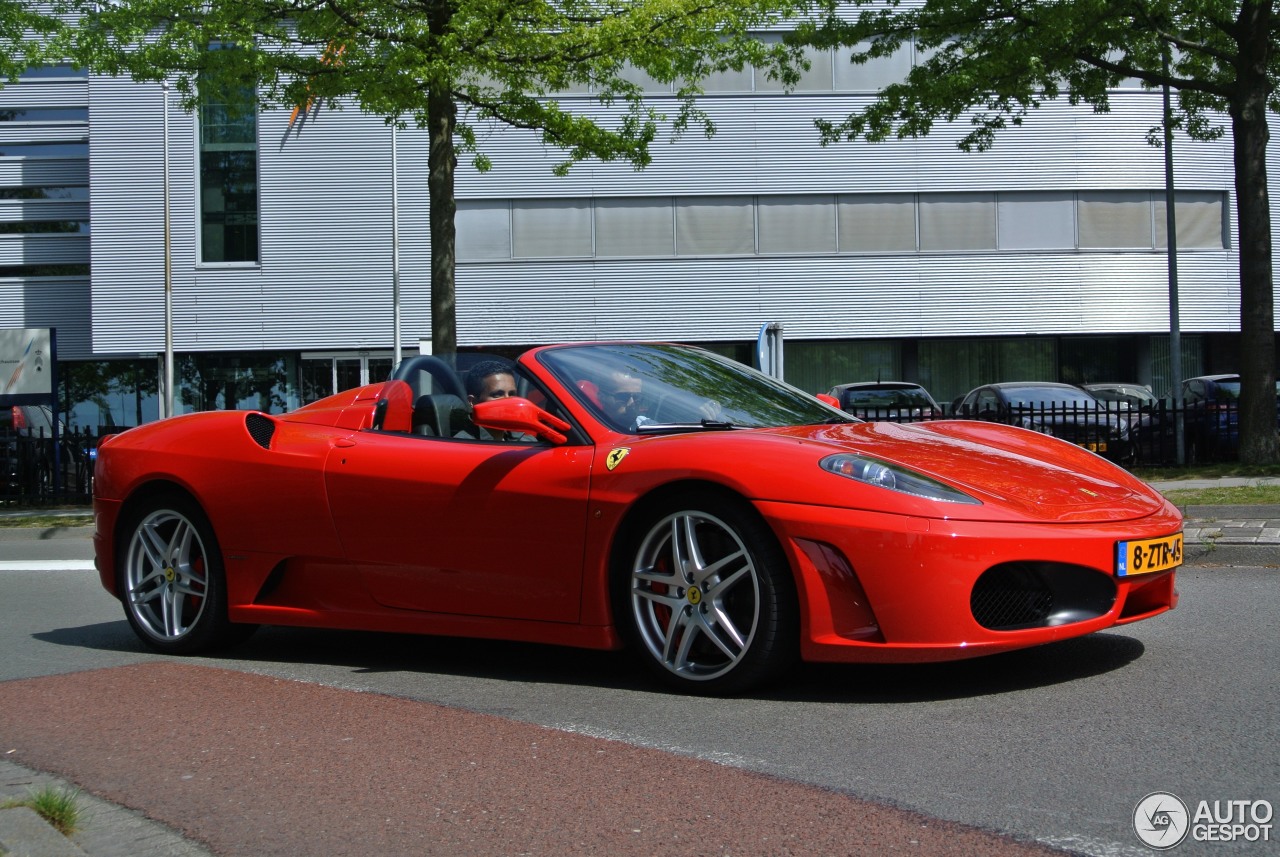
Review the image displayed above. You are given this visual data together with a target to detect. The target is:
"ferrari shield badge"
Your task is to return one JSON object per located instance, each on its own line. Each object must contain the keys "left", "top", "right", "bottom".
{"left": 606, "top": 447, "right": 631, "bottom": 471}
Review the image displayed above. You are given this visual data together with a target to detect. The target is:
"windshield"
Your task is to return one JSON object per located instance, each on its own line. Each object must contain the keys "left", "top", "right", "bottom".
{"left": 1004, "top": 387, "right": 1098, "bottom": 408}
{"left": 1089, "top": 387, "right": 1156, "bottom": 406}
{"left": 842, "top": 388, "right": 936, "bottom": 409}
{"left": 537, "top": 343, "right": 848, "bottom": 433}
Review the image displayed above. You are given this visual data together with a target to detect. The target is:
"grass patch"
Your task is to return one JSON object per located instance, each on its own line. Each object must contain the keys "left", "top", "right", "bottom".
{"left": 1, "top": 785, "right": 82, "bottom": 836}
{"left": 0, "top": 516, "right": 92, "bottom": 529}
{"left": 1132, "top": 463, "right": 1280, "bottom": 506}
{"left": 1158, "top": 484, "right": 1280, "bottom": 506}
{"left": 1131, "top": 462, "right": 1280, "bottom": 482}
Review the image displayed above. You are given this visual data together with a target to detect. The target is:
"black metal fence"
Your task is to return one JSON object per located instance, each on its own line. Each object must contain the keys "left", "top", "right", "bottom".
{"left": 2, "top": 426, "right": 103, "bottom": 507}
{"left": 838, "top": 397, "right": 1253, "bottom": 469}
{"left": 0, "top": 399, "right": 1263, "bottom": 505}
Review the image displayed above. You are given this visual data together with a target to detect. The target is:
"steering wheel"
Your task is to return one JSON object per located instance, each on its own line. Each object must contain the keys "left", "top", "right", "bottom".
{"left": 389, "top": 355, "right": 466, "bottom": 399}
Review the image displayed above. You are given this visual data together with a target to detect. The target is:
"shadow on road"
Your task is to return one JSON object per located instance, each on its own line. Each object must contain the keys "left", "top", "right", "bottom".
{"left": 771, "top": 633, "right": 1147, "bottom": 704}
{"left": 37, "top": 620, "right": 1146, "bottom": 702}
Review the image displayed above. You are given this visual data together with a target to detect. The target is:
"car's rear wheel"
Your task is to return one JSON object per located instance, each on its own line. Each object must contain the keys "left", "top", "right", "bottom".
{"left": 118, "top": 493, "right": 255, "bottom": 654}
{"left": 618, "top": 493, "right": 798, "bottom": 694}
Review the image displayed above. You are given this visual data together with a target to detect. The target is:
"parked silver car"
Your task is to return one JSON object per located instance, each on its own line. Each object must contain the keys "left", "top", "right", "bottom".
{"left": 825, "top": 381, "right": 943, "bottom": 422}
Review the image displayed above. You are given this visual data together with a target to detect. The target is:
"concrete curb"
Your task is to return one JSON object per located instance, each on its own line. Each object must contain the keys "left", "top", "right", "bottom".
{"left": 0, "top": 805, "right": 86, "bottom": 857}
{"left": 0, "top": 761, "right": 213, "bottom": 857}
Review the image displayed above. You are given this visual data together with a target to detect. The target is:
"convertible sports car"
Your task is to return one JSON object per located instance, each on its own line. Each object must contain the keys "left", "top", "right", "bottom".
{"left": 93, "top": 343, "right": 1182, "bottom": 693}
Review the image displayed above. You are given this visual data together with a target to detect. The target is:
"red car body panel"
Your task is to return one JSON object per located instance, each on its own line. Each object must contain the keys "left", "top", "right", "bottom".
{"left": 94, "top": 343, "right": 1181, "bottom": 669}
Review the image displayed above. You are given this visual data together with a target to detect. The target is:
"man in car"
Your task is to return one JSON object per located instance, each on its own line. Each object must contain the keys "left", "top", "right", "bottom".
{"left": 466, "top": 360, "right": 518, "bottom": 406}
{"left": 600, "top": 370, "right": 647, "bottom": 427}
{"left": 598, "top": 370, "right": 720, "bottom": 430}
{"left": 458, "top": 361, "right": 521, "bottom": 440}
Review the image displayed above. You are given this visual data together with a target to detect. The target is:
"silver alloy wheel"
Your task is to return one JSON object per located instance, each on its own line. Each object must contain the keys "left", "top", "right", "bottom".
{"left": 630, "top": 509, "right": 761, "bottom": 682}
{"left": 123, "top": 508, "right": 211, "bottom": 643}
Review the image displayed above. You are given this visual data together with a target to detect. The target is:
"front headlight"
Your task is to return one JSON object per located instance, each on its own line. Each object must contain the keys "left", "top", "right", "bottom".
{"left": 819, "top": 454, "right": 981, "bottom": 504}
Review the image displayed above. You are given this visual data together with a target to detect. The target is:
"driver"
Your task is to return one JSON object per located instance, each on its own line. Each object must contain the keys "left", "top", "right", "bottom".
{"left": 600, "top": 369, "right": 721, "bottom": 430}
{"left": 600, "top": 370, "right": 649, "bottom": 429}
{"left": 457, "top": 361, "right": 521, "bottom": 440}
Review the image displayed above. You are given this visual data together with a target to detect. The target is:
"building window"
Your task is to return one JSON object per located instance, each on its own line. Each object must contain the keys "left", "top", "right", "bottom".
{"left": 456, "top": 202, "right": 512, "bottom": 260}
{"left": 833, "top": 41, "right": 914, "bottom": 92}
{"left": 198, "top": 62, "right": 259, "bottom": 264}
{"left": 997, "top": 192, "right": 1076, "bottom": 249}
{"left": 758, "top": 194, "right": 836, "bottom": 253}
{"left": 1155, "top": 191, "right": 1227, "bottom": 249}
{"left": 0, "top": 142, "right": 89, "bottom": 158}
{"left": 676, "top": 196, "right": 755, "bottom": 255}
{"left": 838, "top": 193, "right": 916, "bottom": 252}
{"left": 0, "top": 186, "right": 89, "bottom": 201}
{"left": 0, "top": 220, "right": 89, "bottom": 234}
{"left": 0, "top": 107, "right": 89, "bottom": 123}
{"left": 176, "top": 352, "right": 294, "bottom": 413}
{"left": 595, "top": 198, "right": 674, "bottom": 257}
{"left": 756, "top": 34, "right": 835, "bottom": 92}
{"left": 1077, "top": 191, "right": 1151, "bottom": 248}
{"left": 919, "top": 192, "right": 997, "bottom": 251}
{"left": 512, "top": 199, "right": 592, "bottom": 257}
{"left": 455, "top": 190, "right": 1228, "bottom": 261}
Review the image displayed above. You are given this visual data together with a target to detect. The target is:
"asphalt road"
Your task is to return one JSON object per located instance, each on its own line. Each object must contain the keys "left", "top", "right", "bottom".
{"left": 0, "top": 542, "right": 1276, "bottom": 856}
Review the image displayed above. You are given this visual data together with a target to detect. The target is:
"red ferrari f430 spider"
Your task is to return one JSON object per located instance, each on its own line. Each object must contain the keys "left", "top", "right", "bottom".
{"left": 93, "top": 343, "right": 1181, "bottom": 693}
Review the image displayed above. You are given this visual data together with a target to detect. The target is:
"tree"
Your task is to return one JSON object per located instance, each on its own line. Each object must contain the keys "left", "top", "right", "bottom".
{"left": 785, "top": 0, "right": 1279, "bottom": 464}
{"left": 58, "top": 0, "right": 806, "bottom": 354}
{"left": 0, "top": 1, "right": 62, "bottom": 82}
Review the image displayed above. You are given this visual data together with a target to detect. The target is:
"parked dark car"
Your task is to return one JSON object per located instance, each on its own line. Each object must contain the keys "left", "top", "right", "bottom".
{"left": 1179, "top": 374, "right": 1280, "bottom": 463}
{"left": 1082, "top": 383, "right": 1173, "bottom": 465}
{"left": 825, "top": 381, "right": 943, "bottom": 422}
{"left": 1081, "top": 383, "right": 1160, "bottom": 411}
{"left": 954, "top": 382, "right": 1134, "bottom": 464}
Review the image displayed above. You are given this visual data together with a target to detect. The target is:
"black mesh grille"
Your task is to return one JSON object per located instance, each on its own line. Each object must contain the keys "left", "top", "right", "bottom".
{"left": 971, "top": 564, "right": 1055, "bottom": 630}
{"left": 245, "top": 413, "right": 276, "bottom": 450}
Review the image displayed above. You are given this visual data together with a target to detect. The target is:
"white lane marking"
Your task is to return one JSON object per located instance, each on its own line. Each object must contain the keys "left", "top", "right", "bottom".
{"left": 0, "top": 561, "right": 96, "bottom": 572}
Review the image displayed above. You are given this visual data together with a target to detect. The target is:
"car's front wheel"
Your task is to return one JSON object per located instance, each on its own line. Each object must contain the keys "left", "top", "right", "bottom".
{"left": 617, "top": 493, "right": 798, "bottom": 694}
{"left": 118, "top": 493, "right": 255, "bottom": 654}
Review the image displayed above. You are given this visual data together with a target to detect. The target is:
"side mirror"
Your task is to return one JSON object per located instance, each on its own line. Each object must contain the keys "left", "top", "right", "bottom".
{"left": 471, "top": 397, "right": 571, "bottom": 444}
{"left": 816, "top": 393, "right": 840, "bottom": 408}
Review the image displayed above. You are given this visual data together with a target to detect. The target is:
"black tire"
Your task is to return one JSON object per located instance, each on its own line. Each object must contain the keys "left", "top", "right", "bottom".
{"left": 614, "top": 491, "right": 798, "bottom": 695}
{"left": 117, "top": 492, "right": 256, "bottom": 654}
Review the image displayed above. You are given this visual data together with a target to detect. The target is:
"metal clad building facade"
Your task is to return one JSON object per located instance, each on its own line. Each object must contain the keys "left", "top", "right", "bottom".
{"left": 1, "top": 41, "right": 1276, "bottom": 422}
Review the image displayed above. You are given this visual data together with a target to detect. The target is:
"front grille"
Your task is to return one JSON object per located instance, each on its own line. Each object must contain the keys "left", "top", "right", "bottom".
{"left": 971, "top": 565, "right": 1054, "bottom": 629}
{"left": 245, "top": 413, "right": 276, "bottom": 450}
{"left": 971, "top": 562, "right": 1115, "bottom": 631}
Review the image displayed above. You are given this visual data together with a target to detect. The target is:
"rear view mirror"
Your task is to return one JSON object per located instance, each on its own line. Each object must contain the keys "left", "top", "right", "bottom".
{"left": 471, "top": 397, "right": 571, "bottom": 444}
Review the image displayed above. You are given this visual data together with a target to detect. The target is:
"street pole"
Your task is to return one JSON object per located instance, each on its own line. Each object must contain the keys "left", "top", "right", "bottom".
{"left": 391, "top": 121, "right": 402, "bottom": 366}
{"left": 1162, "top": 48, "right": 1184, "bottom": 464}
{"left": 162, "top": 79, "right": 175, "bottom": 420}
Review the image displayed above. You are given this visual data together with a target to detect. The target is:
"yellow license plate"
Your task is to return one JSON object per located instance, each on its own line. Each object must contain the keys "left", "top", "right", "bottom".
{"left": 1116, "top": 533, "right": 1183, "bottom": 576}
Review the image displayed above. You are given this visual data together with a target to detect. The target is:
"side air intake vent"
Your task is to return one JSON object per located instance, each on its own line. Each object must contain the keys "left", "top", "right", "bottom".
{"left": 245, "top": 413, "right": 276, "bottom": 450}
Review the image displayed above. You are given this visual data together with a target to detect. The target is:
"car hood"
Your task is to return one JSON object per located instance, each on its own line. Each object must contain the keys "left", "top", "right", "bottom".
{"left": 739, "top": 420, "right": 1169, "bottom": 524}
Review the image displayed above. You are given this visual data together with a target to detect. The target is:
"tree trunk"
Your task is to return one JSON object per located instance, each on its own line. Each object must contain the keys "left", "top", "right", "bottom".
{"left": 427, "top": 1, "right": 457, "bottom": 356}
{"left": 1230, "top": 3, "right": 1278, "bottom": 465}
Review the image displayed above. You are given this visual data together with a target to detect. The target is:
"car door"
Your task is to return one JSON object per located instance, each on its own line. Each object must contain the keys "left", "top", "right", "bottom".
{"left": 324, "top": 430, "right": 595, "bottom": 623}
